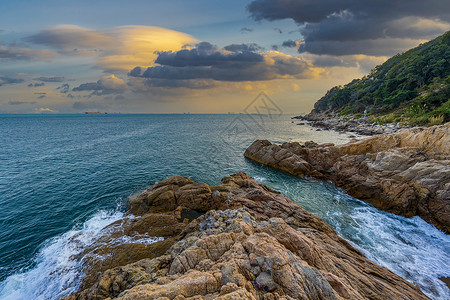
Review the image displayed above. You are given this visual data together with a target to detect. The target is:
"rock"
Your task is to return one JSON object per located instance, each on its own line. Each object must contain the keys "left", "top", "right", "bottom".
{"left": 64, "top": 173, "right": 428, "bottom": 300}
{"left": 244, "top": 123, "right": 450, "bottom": 232}
{"left": 297, "top": 113, "right": 409, "bottom": 135}
{"left": 255, "top": 272, "right": 276, "bottom": 292}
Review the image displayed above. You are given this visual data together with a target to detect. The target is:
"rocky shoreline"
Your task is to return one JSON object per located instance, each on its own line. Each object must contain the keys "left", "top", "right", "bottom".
{"left": 293, "top": 113, "right": 412, "bottom": 136}
{"left": 245, "top": 123, "right": 450, "bottom": 233}
{"left": 63, "top": 173, "right": 428, "bottom": 300}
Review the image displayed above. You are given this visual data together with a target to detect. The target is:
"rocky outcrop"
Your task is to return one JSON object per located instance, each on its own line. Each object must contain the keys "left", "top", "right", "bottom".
{"left": 64, "top": 173, "right": 428, "bottom": 299}
{"left": 294, "top": 113, "right": 410, "bottom": 135}
{"left": 245, "top": 123, "right": 450, "bottom": 233}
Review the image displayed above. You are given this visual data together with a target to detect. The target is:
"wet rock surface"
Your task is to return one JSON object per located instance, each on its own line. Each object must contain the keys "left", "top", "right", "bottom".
{"left": 245, "top": 123, "right": 449, "bottom": 233}
{"left": 64, "top": 173, "right": 428, "bottom": 299}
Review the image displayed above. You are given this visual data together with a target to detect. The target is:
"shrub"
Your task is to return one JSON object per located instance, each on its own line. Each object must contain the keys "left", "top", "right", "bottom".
{"left": 429, "top": 115, "right": 444, "bottom": 125}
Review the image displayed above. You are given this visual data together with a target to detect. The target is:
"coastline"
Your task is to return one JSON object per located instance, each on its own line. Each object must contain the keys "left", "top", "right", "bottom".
{"left": 293, "top": 113, "right": 414, "bottom": 136}
{"left": 0, "top": 115, "right": 448, "bottom": 299}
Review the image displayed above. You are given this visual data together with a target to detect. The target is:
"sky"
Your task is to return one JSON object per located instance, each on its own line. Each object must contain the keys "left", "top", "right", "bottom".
{"left": 0, "top": 0, "right": 449, "bottom": 114}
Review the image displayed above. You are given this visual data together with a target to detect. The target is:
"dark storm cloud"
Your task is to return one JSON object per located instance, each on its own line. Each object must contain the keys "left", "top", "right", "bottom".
{"left": 155, "top": 42, "right": 263, "bottom": 67}
{"left": 34, "top": 76, "right": 66, "bottom": 82}
{"left": 248, "top": 0, "right": 450, "bottom": 56}
{"left": 298, "top": 38, "right": 423, "bottom": 56}
{"left": 282, "top": 40, "right": 297, "bottom": 48}
{"left": 72, "top": 82, "right": 102, "bottom": 91}
{"left": 224, "top": 43, "right": 263, "bottom": 52}
{"left": 28, "top": 82, "right": 45, "bottom": 87}
{"left": 131, "top": 42, "right": 319, "bottom": 84}
{"left": 0, "top": 76, "right": 24, "bottom": 86}
{"left": 128, "top": 67, "right": 142, "bottom": 77}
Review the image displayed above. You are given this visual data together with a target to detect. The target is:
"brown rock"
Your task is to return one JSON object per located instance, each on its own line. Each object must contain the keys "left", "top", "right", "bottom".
{"left": 244, "top": 123, "right": 450, "bottom": 232}
{"left": 64, "top": 173, "right": 428, "bottom": 300}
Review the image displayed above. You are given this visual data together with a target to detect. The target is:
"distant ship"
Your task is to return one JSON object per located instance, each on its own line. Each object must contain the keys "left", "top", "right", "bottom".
{"left": 85, "top": 112, "right": 100, "bottom": 114}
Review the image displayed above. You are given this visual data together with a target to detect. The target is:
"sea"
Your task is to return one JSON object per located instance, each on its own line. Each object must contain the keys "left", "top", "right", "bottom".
{"left": 0, "top": 113, "right": 448, "bottom": 300}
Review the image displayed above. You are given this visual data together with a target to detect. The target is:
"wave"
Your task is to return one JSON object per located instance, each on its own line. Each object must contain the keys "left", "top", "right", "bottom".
{"left": 0, "top": 209, "right": 161, "bottom": 300}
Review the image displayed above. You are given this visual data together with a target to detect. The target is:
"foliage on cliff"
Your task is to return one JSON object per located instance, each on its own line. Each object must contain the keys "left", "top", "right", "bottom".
{"left": 312, "top": 31, "right": 450, "bottom": 125}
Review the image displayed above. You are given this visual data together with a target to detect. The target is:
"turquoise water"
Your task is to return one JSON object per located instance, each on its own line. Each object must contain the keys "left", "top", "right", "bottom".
{"left": 0, "top": 114, "right": 448, "bottom": 299}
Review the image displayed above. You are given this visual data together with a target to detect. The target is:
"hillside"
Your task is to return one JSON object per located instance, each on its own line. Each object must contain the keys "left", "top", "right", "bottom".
{"left": 311, "top": 31, "right": 450, "bottom": 125}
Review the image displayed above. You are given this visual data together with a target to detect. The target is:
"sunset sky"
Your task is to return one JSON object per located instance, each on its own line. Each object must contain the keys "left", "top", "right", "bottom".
{"left": 1, "top": 0, "right": 449, "bottom": 113}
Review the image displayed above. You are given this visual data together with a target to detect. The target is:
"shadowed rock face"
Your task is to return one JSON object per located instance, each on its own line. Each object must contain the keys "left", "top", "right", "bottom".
{"left": 245, "top": 123, "right": 449, "bottom": 233}
{"left": 64, "top": 173, "right": 428, "bottom": 300}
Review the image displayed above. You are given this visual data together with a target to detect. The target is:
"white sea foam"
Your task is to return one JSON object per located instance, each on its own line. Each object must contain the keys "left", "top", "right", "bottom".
{"left": 353, "top": 209, "right": 449, "bottom": 299}
{"left": 0, "top": 210, "right": 162, "bottom": 300}
{"left": 282, "top": 182, "right": 450, "bottom": 300}
{"left": 253, "top": 176, "right": 267, "bottom": 183}
{"left": 336, "top": 200, "right": 450, "bottom": 300}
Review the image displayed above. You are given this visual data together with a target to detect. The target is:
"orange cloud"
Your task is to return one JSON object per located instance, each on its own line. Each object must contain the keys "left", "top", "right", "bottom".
{"left": 98, "top": 26, "right": 197, "bottom": 72}
{"left": 27, "top": 25, "right": 197, "bottom": 72}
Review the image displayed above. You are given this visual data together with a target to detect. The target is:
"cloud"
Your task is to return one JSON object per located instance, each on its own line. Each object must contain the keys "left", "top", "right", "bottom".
{"left": 298, "top": 38, "right": 424, "bottom": 56}
{"left": 97, "top": 26, "right": 197, "bottom": 72}
{"left": 28, "top": 82, "right": 45, "bottom": 87}
{"left": 143, "top": 79, "right": 216, "bottom": 89}
{"left": 8, "top": 101, "right": 37, "bottom": 105}
{"left": 34, "top": 92, "right": 47, "bottom": 99}
{"left": 281, "top": 40, "right": 298, "bottom": 48}
{"left": 25, "top": 25, "right": 197, "bottom": 72}
{"left": 130, "top": 42, "right": 324, "bottom": 87}
{"left": 154, "top": 42, "right": 263, "bottom": 68}
{"left": 248, "top": 0, "right": 450, "bottom": 56}
{"left": 0, "top": 75, "right": 24, "bottom": 86}
{"left": 0, "top": 45, "right": 55, "bottom": 61}
{"left": 25, "top": 25, "right": 114, "bottom": 56}
{"left": 34, "top": 76, "right": 66, "bottom": 82}
{"left": 73, "top": 74, "right": 127, "bottom": 96}
{"left": 224, "top": 43, "right": 263, "bottom": 52}
{"left": 57, "top": 83, "right": 70, "bottom": 93}
{"left": 35, "top": 107, "right": 55, "bottom": 113}
{"left": 240, "top": 27, "right": 253, "bottom": 33}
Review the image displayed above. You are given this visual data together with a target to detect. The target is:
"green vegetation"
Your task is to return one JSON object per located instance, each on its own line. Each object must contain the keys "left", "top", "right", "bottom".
{"left": 313, "top": 31, "right": 450, "bottom": 126}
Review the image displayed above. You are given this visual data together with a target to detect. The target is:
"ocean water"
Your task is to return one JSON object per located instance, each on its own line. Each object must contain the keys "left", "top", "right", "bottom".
{"left": 0, "top": 114, "right": 448, "bottom": 300}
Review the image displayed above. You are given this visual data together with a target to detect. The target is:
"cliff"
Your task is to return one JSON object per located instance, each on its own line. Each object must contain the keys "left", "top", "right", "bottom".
{"left": 245, "top": 123, "right": 450, "bottom": 232}
{"left": 63, "top": 173, "right": 428, "bottom": 299}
